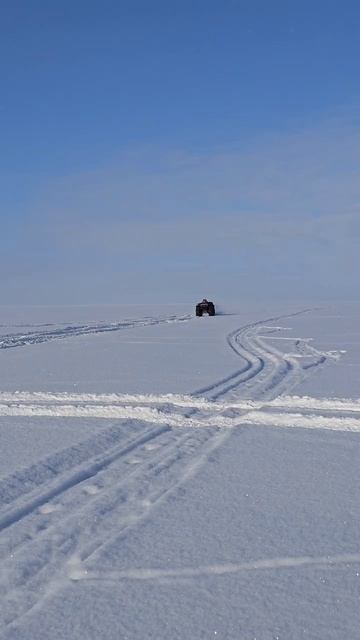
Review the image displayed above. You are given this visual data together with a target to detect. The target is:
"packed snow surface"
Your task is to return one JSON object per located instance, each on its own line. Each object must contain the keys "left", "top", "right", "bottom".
{"left": 0, "top": 302, "right": 359, "bottom": 639}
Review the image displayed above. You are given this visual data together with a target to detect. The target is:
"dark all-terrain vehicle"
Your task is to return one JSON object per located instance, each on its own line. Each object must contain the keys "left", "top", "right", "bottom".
{"left": 196, "top": 299, "right": 215, "bottom": 317}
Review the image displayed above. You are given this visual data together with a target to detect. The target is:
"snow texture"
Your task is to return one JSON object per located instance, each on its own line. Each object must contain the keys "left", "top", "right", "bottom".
{"left": 0, "top": 303, "right": 359, "bottom": 639}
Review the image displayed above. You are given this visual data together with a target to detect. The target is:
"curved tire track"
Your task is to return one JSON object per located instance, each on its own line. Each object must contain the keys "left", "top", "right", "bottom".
{"left": 196, "top": 309, "right": 325, "bottom": 402}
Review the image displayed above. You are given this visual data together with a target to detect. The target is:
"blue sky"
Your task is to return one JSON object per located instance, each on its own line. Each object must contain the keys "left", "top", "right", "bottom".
{"left": 1, "top": 0, "right": 360, "bottom": 303}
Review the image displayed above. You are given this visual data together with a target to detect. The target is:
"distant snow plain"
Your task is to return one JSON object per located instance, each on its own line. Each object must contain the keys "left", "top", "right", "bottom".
{"left": 0, "top": 302, "right": 359, "bottom": 639}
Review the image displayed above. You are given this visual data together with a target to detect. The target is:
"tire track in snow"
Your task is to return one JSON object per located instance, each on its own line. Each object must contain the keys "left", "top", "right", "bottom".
{"left": 0, "top": 427, "right": 227, "bottom": 627}
{"left": 0, "top": 422, "right": 212, "bottom": 553}
{"left": 195, "top": 312, "right": 329, "bottom": 402}
{"left": 0, "top": 424, "right": 170, "bottom": 534}
{"left": 0, "top": 314, "right": 192, "bottom": 350}
{"left": 193, "top": 323, "right": 264, "bottom": 400}
{"left": 70, "top": 552, "right": 360, "bottom": 583}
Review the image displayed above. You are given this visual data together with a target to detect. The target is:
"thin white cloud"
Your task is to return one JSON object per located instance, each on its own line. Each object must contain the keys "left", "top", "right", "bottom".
{"left": 3, "top": 113, "right": 360, "bottom": 302}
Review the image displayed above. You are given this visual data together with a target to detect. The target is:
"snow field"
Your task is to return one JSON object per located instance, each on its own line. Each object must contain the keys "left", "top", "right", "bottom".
{"left": 0, "top": 304, "right": 359, "bottom": 639}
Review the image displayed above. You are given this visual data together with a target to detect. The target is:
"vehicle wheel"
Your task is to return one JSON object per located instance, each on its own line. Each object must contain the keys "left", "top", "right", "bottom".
{"left": 208, "top": 303, "right": 215, "bottom": 316}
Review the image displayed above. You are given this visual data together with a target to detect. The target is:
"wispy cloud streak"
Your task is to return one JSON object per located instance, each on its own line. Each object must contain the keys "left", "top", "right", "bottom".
{"left": 2, "top": 114, "right": 360, "bottom": 302}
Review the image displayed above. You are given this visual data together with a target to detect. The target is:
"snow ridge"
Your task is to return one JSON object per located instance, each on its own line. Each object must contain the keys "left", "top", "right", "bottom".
{"left": 1, "top": 395, "right": 359, "bottom": 431}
